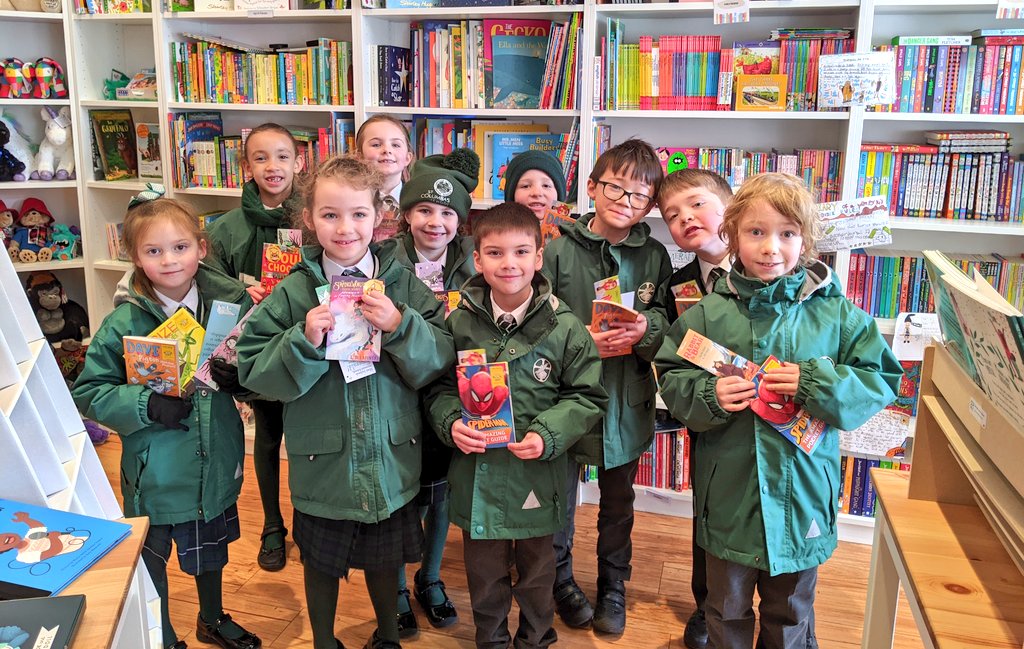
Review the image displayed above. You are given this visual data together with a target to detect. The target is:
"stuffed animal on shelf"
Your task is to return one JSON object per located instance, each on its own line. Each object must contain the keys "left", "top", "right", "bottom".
{"left": 25, "top": 270, "right": 90, "bottom": 343}
{"left": 0, "top": 111, "right": 35, "bottom": 181}
{"left": 0, "top": 58, "right": 33, "bottom": 99}
{"left": 54, "top": 338, "right": 88, "bottom": 387}
{"left": 0, "top": 200, "right": 16, "bottom": 247}
{"left": 0, "top": 121, "right": 27, "bottom": 182}
{"left": 8, "top": 197, "right": 54, "bottom": 262}
{"left": 32, "top": 58, "right": 68, "bottom": 100}
{"left": 31, "top": 106, "right": 74, "bottom": 181}
{"left": 49, "top": 223, "right": 80, "bottom": 260}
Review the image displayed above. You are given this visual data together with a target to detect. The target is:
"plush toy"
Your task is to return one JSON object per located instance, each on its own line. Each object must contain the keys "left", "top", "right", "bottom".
{"left": 0, "top": 58, "right": 33, "bottom": 99}
{"left": 0, "top": 121, "right": 27, "bottom": 182}
{"left": 25, "top": 270, "right": 89, "bottom": 343}
{"left": 0, "top": 111, "right": 35, "bottom": 181}
{"left": 49, "top": 223, "right": 80, "bottom": 260}
{"left": 9, "top": 197, "right": 54, "bottom": 262}
{"left": 102, "top": 69, "right": 130, "bottom": 101}
{"left": 0, "top": 200, "right": 16, "bottom": 249}
{"left": 32, "top": 58, "right": 68, "bottom": 100}
{"left": 31, "top": 106, "right": 74, "bottom": 181}
{"left": 54, "top": 338, "right": 88, "bottom": 387}
{"left": 85, "top": 419, "right": 109, "bottom": 445}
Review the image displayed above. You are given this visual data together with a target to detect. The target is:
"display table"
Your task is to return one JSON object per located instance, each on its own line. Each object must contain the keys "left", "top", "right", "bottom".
{"left": 67, "top": 516, "right": 152, "bottom": 649}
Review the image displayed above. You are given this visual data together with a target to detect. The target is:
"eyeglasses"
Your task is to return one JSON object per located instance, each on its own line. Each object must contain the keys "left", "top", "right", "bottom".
{"left": 596, "top": 181, "right": 653, "bottom": 210}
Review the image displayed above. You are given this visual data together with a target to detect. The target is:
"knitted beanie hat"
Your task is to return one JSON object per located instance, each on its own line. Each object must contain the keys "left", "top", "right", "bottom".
{"left": 501, "top": 150, "right": 566, "bottom": 203}
{"left": 400, "top": 148, "right": 480, "bottom": 221}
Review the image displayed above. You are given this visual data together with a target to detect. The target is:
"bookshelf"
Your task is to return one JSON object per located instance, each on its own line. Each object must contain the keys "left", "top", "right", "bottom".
{"left": 0, "top": 250, "right": 160, "bottom": 648}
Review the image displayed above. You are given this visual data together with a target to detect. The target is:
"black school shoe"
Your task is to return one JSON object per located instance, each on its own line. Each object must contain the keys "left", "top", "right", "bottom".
{"left": 553, "top": 578, "right": 594, "bottom": 628}
{"left": 257, "top": 525, "right": 287, "bottom": 572}
{"left": 363, "top": 629, "right": 401, "bottom": 649}
{"left": 169, "top": 641, "right": 187, "bottom": 649}
{"left": 396, "top": 588, "right": 419, "bottom": 639}
{"left": 683, "top": 608, "right": 709, "bottom": 649}
{"left": 592, "top": 579, "right": 626, "bottom": 635}
{"left": 195, "top": 613, "right": 261, "bottom": 649}
{"left": 413, "top": 571, "right": 458, "bottom": 628}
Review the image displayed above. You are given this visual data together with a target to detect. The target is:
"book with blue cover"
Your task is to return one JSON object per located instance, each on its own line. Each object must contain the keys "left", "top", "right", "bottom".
{"left": 196, "top": 300, "right": 242, "bottom": 369}
{"left": 491, "top": 132, "right": 561, "bottom": 200}
{"left": 0, "top": 499, "right": 132, "bottom": 599}
{"left": 483, "top": 19, "right": 552, "bottom": 109}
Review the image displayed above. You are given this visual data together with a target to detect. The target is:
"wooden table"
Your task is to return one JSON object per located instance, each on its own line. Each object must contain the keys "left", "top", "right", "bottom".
{"left": 862, "top": 470, "right": 1024, "bottom": 649}
{"left": 64, "top": 516, "right": 150, "bottom": 648}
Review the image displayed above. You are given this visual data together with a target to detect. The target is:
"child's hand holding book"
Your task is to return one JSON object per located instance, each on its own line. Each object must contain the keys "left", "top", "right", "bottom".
{"left": 761, "top": 361, "right": 800, "bottom": 396}
{"left": 147, "top": 393, "right": 193, "bottom": 430}
{"left": 715, "top": 376, "right": 756, "bottom": 413}
{"left": 360, "top": 287, "right": 402, "bottom": 333}
{"left": 304, "top": 304, "right": 334, "bottom": 347}
{"left": 451, "top": 419, "right": 488, "bottom": 454}
{"left": 508, "top": 432, "right": 544, "bottom": 460}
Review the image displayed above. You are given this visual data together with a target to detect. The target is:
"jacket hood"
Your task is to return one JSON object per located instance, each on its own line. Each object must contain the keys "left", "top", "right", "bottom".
{"left": 721, "top": 259, "right": 839, "bottom": 317}
{"left": 241, "top": 179, "right": 300, "bottom": 228}
{"left": 561, "top": 212, "right": 653, "bottom": 249}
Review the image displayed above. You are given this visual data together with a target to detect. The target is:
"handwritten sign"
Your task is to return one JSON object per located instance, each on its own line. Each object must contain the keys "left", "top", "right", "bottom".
{"left": 817, "top": 51, "right": 896, "bottom": 108}
{"left": 839, "top": 409, "right": 910, "bottom": 457}
{"left": 816, "top": 195, "right": 892, "bottom": 252}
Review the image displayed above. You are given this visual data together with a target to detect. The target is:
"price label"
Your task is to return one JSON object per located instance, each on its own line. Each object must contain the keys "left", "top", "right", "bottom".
{"left": 247, "top": 9, "right": 273, "bottom": 16}
{"left": 968, "top": 398, "right": 987, "bottom": 428}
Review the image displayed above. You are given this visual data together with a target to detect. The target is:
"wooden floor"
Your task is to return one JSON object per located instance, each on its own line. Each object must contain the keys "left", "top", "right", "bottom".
{"left": 96, "top": 436, "right": 925, "bottom": 648}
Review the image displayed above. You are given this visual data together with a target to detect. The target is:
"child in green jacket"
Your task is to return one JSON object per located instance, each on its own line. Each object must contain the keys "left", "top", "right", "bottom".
{"left": 543, "top": 138, "right": 672, "bottom": 634}
{"left": 236, "top": 156, "right": 455, "bottom": 649}
{"left": 205, "top": 122, "right": 304, "bottom": 571}
{"left": 72, "top": 189, "right": 260, "bottom": 649}
{"left": 428, "top": 203, "right": 607, "bottom": 649}
{"left": 383, "top": 149, "right": 480, "bottom": 637}
{"left": 654, "top": 173, "right": 902, "bottom": 649}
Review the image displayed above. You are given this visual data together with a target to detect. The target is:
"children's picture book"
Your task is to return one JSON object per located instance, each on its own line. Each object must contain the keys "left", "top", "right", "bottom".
{"left": 591, "top": 300, "right": 640, "bottom": 358}
{"left": 194, "top": 305, "right": 256, "bottom": 391}
{"left": 491, "top": 132, "right": 561, "bottom": 200}
{"left": 484, "top": 19, "right": 552, "bottom": 109}
{"left": 414, "top": 260, "right": 444, "bottom": 292}
{"left": 276, "top": 228, "right": 302, "bottom": 247}
{"left": 0, "top": 594, "right": 86, "bottom": 647}
{"left": 326, "top": 276, "right": 383, "bottom": 362}
{"left": 0, "top": 499, "right": 132, "bottom": 599}
{"left": 373, "top": 198, "right": 402, "bottom": 242}
{"left": 378, "top": 45, "right": 411, "bottom": 106}
{"left": 676, "top": 329, "right": 760, "bottom": 380}
{"left": 89, "top": 109, "right": 137, "bottom": 181}
{"left": 594, "top": 275, "right": 621, "bottom": 303}
{"left": 123, "top": 336, "right": 182, "bottom": 397}
{"left": 672, "top": 280, "right": 703, "bottom": 316}
{"left": 656, "top": 147, "right": 699, "bottom": 176}
{"left": 458, "top": 362, "right": 515, "bottom": 448}
{"left": 817, "top": 51, "right": 896, "bottom": 108}
{"left": 148, "top": 307, "right": 206, "bottom": 391}
{"left": 732, "top": 40, "right": 781, "bottom": 76}
{"left": 196, "top": 300, "right": 241, "bottom": 368}
{"left": 260, "top": 242, "right": 302, "bottom": 293}
{"left": 135, "top": 122, "right": 161, "bottom": 179}
{"left": 815, "top": 195, "right": 892, "bottom": 252}
{"left": 540, "top": 202, "right": 574, "bottom": 246}
{"left": 734, "top": 74, "right": 788, "bottom": 111}
{"left": 115, "top": 69, "right": 157, "bottom": 100}
{"left": 458, "top": 348, "right": 487, "bottom": 365}
{"left": 443, "top": 290, "right": 462, "bottom": 318}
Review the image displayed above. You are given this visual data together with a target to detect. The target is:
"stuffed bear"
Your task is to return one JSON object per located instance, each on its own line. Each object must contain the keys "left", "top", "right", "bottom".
{"left": 25, "top": 270, "right": 89, "bottom": 343}
{"left": 0, "top": 200, "right": 16, "bottom": 249}
{"left": 9, "top": 197, "right": 54, "bottom": 263}
{"left": 0, "top": 121, "right": 26, "bottom": 182}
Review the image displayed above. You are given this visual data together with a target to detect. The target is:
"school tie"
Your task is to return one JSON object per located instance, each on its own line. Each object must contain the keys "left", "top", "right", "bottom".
{"left": 707, "top": 267, "right": 725, "bottom": 292}
{"left": 497, "top": 313, "right": 517, "bottom": 334}
{"left": 342, "top": 267, "right": 367, "bottom": 278}
{"left": 179, "top": 304, "right": 196, "bottom": 319}
{"left": 382, "top": 195, "right": 399, "bottom": 213}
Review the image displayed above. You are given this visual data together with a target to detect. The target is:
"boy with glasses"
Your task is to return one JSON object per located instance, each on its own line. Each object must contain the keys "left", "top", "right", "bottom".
{"left": 543, "top": 138, "right": 672, "bottom": 635}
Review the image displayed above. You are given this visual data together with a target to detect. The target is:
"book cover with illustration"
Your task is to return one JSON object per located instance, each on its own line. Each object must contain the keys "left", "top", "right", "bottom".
{"left": 732, "top": 40, "right": 781, "bottom": 77}
{"left": 594, "top": 275, "right": 621, "bottom": 303}
{"left": 483, "top": 19, "right": 552, "bottom": 109}
{"left": 194, "top": 305, "right": 257, "bottom": 391}
{"left": 415, "top": 260, "right": 444, "bottom": 292}
{"left": 135, "top": 122, "right": 161, "bottom": 179}
{"left": 326, "top": 277, "right": 383, "bottom": 362}
{"left": 0, "top": 594, "right": 85, "bottom": 647}
{"left": 123, "top": 336, "right": 181, "bottom": 397}
{"left": 656, "top": 147, "right": 699, "bottom": 176}
{"left": 734, "top": 74, "right": 788, "bottom": 111}
{"left": 379, "top": 45, "right": 411, "bottom": 106}
{"left": 817, "top": 51, "right": 896, "bottom": 108}
{"left": 591, "top": 299, "right": 640, "bottom": 358}
{"left": 89, "top": 109, "right": 137, "bottom": 181}
{"left": 540, "top": 202, "right": 574, "bottom": 246}
{"left": 148, "top": 307, "right": 206, "bottom": 391}
{"left": 491, "top": 132, "right": 561, "bottom": 199}
{"left": 443, "top": 290, "right": 462, "bottom": 318}
{"left": 0, "top": 499, "right": 132, "bottom": 599}
{"left": 671, "top": 280, "right": 702, "bottom": 316}
{"left": 260, "top": 242, "right": 303, "bottom": 293}
{"left": 676, "top": 329, "right": 760, "bottom": 380}
{"left": 373, "top": 199, "right": 402, "bottom": 242}
{"left": 458, "top": 362, "right": 515, "bottom": 448}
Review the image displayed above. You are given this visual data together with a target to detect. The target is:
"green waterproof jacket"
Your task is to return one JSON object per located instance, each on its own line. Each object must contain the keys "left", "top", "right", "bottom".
{"left": 654, "top": 260, "right": 902, "bottom": 575}
{"left": 380, "top": 231, "right": 477, "bottom": 291}
{"left": 204, "top": 180, "right": 302, "bottom": 280}
{"left": 428, "top": 274, "right": 607, "bottom": 540}
{"left": 542, "top": 213, "right": 673, "bottom": 468}
{"left": 236, "top": 244, "right": 456, "bottom": 523}
{"left": 71, "top": 265, "right": 250, "bottom": 526}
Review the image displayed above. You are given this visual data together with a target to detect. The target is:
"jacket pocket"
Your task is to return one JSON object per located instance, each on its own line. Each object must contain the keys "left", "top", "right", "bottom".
{"left": 123, "top": 446, "right": 150, "bottom": 515}
{"left": 626, "top": 376, "right": 656, "bottom": 408}
{"left": 285, "top": 426, "right": 346, "bottom": 456}
{"left": 384, "top": 412, "right": 422, "bottom": 496}
{"left": 388, "top": 412, "right": 421, "bottom": 446}
{"left": 824, "top": 461, "right": 837, "bottom": 532}
{"left": 696, "top": 460, "right": 718, "bottom": 527}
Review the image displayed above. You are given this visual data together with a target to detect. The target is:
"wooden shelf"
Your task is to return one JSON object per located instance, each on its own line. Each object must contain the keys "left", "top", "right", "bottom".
{"left": 9, "top": 258, "right": 87, "bottom": 272}
{"left": 0, "top": 97, "right": 72, "bottom": 106}
{"left": 0, "top": 179, "right": 78, "bottom": 189}
{"left": 172, "top": 186, "right": 242, "bottom": 197}
{"left": 93, "top": 259, "right": 133, "bottom": 272}
{"left": 73, "top": 11, "right": 153, "bottom": 22}
{"left": 862, "top": 112, "right": 1024, "bottom": 123}
{"left": 86, "top": 179, "right": 154, "bottom": 191}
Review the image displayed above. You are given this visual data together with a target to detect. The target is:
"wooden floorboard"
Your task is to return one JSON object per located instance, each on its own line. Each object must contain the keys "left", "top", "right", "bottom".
{"left": 95, "top": 436, "right": 925, "bottom": 648}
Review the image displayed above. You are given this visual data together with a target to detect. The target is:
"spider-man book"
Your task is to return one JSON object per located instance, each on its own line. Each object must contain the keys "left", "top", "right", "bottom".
{"left": 458, "top": 362, "right": 515, "bottom": 448}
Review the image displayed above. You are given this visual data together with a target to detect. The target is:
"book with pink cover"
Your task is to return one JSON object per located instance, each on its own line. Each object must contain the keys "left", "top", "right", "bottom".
{"left": 325, "top": 276, "right": 382, "bottom": 362}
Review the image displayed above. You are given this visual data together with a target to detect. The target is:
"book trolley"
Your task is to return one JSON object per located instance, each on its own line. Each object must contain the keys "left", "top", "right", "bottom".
{"left": 861, "top": 342, "right": 1024, "bottom": 648}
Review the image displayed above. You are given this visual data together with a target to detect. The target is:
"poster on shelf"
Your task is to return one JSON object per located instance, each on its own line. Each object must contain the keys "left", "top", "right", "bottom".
{"left": 891, "top": 312, "right": 940, "bottom": 361}
{"left": 816, "top": 195, "right": 892, "bottom": 252}
{"left": 817, "top": 51, "right": 896, "bottom": 108}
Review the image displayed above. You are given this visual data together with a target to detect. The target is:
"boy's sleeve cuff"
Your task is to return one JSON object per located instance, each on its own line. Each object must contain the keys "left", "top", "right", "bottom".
{"left": 529, "top": 422, "right": 558, "bottom": 461}
{"left": 702, "top": 377, "right": 731, "bottom": 421}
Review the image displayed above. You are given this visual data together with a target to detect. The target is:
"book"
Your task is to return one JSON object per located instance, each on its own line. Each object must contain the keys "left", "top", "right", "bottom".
{"left": 491, "top": 132, "right": 561, "bottom": 199}
{"left": 590, "top": 299, "right": 640, "bottom": 358}
{"left": 194, "top": 304, "right": 256, "bottom": 391}
{"left": 593, "top": 275, "right": 621, "bottom": 303}
{"left": 676, "top": 330, "right": 829, "bottom": 454}
{"left": 485, "top": 19, "right": 552, "bottom": 109}
{"left": 817, "top": 51, "right": 897, "bottom": 107}
{"left": 123, "top": 335, "right": 181, "bottom": 396}
{"left": 733, "top": 40, "right": 781, "bottom": 76}
{"left": 414, "top": 260, "right": 444, "bottom": 292}
{"left": 0, "top": 594, "right": 86, "bottom": 646}
{"left": 540, "top": 201, "right": 573, "bottom": 246}
{"left": 0, "top": 499, "right": 132, "bottom": 599}
{"left": 458, "top": 361, "right": 515, "bottom": 448}
{"left": 135, "top": 122, "right": 161, "bottom": 179}
{"left": 260, "top": 242, "right": 302, "bottom": 293}
{"left": 734, "top": 74, "right": 788, "bottom": 111}
{"left": 378, "top": 45, "right": 411, "bottom": 106}
{"left": 148, "top": 307, "right": 206, "bottom": 391}
{"left": 656, "top": 147, "right": 698, "bottom": 176}
{"left": 196, "top": 300, "right": 241, "bottom": 368}
{"left": 89, "top": 109, "right": 137, "bottom": 181}
{"left": 325, "top": 276, "right": 383, "bottom": 362}
{"left": 115, "top": 69, "right": 157, "bottom": 100}
{"left": 672, "top": 280, "right": 702, "bottom": 316}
